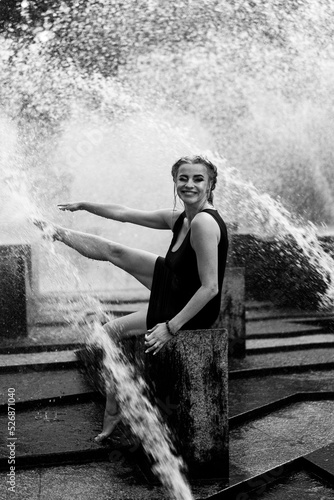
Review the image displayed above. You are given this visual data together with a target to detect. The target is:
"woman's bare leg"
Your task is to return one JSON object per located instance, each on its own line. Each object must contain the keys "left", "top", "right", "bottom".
{"left": 33, "top": 220, "right": 153, "bottom": 439}
{"left": 35, "top": 221, "right": 158, "bottom": 289}
{"left": 95, "top": 309, "right": 148, "bottom": 443}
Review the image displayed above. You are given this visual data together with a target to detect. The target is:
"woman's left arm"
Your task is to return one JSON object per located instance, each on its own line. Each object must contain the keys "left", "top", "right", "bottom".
{"left": 145, "top": 212, "right": 220, "bottom": 354}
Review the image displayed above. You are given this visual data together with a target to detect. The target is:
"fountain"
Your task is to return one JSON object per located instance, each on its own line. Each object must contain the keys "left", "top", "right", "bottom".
{"left": 1, "top": 1, "right": 334, "bottom": 498}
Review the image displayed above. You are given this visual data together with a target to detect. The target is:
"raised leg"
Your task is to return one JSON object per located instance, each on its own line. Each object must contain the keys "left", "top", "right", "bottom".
{"left": 95, "top": 309, "right": 148, "bottom": 443}
{"left": 34, "top": 220, "right": 158, "bottom": 289}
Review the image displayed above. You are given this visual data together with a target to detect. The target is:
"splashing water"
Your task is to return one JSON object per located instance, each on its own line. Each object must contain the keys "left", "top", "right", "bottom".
{"left": 212, "top": 154, "right": 334, "bottom": 308}
{"left": 89, "top": 321, "right": 193, "bottom": 500}
{"left": 1, "top": 1, "right": 334, "bottom": 492}
{"left": 2, "top": 0, "right": 334, "bottom": 221}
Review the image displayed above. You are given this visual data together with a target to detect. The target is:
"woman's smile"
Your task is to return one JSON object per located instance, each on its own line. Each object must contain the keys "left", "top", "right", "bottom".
{"left": 176, "top": 163, "right": 210, "bottom": 207}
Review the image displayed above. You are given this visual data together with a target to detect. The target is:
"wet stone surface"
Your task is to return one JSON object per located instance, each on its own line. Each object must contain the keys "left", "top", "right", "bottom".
{"left": 0, "top": 350, "right": 77, "bottom": 369}
{"left": 246, "top": 469, "right": 334, "bottom": 499}
{"left": 0, "top": 461, "right": 227, "bottom": 500}
{"left": 247, "top": 333, "right": 334, "bottom": 349}
{"left": 0, "top": 369, "right": 92, "bottom": 405}
{"left": 0, "top": 401, "right": 110, "bottom": 460}
{"left": 229, "top": 347, "right": 334, "bottom": 371}
{"left": 230, "top": 400, "right": 334, "bottom": 479}
{"left": 229, "top": 370, "right": 334, "bottom": 417}
{"left": 1, "top": 303, "right": 334, "bottom": 498}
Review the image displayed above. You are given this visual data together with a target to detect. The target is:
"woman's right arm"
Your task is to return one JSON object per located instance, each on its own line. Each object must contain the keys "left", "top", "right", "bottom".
{"left": 57, "top": 202, "right": 180, "bottom": 230}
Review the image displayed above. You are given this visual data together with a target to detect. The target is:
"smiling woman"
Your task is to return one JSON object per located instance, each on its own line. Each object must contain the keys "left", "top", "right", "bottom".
{"left": 33, "top": 154, "right": 229, "bottom": 442}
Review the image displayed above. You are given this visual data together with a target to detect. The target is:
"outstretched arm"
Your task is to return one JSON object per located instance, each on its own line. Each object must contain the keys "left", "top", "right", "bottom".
{"left": 58, "top": 202, "right": 180, "bottom": 230}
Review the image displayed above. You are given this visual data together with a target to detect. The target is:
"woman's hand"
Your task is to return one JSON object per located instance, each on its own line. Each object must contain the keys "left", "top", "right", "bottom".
{"left": 145, "top": 323, "right": 174, "bottom": 355}
{"left": 57, "top": 202, "right": 82, "bottom": 212}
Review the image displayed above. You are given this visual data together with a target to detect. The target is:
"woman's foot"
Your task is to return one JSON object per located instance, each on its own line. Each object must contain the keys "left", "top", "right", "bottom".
{"left": 32, "top": 218, "right": 58, "bottom": 241}
{"left": 94, "top": 410, "right": 121, "bottom": 444}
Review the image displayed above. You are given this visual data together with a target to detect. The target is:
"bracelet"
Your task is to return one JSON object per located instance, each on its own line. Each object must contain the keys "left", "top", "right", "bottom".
{"left": 166, "top": 320, "right": 178, "bottom": 336}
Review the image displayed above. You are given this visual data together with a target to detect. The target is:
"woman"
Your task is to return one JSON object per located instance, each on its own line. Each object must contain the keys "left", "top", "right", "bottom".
{"left": 35, "top": 155, "right": 228, "bottom": 442}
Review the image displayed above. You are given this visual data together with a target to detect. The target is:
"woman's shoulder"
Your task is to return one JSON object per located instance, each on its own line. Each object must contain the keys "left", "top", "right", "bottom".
{"left": 191, "top": 210, "right": 221, "bottom": 235}
{"left": 191, "top": 209, "right": 228, "bottom": 241}
{"left": 193, "top": 208, "right": 225, "bottom": 224}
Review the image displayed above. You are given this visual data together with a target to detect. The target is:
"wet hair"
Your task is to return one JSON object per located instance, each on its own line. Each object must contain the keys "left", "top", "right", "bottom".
{"left": 171, "top": 155, "right": 218, "bottom": 203}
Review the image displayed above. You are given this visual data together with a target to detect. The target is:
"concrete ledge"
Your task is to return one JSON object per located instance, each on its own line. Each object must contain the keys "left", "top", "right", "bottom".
{"left": 0, "top": 244, "right": 31, "bottom": 337}
{"left": 214, "top": 267, "right": 246, "bottom": 358}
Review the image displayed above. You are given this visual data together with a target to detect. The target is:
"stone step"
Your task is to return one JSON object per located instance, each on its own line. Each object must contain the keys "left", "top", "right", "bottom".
{"left": 0, "top": 368, "right": 93, "bottom": 405}
{"left": 247, "top": 333, "right": 334, "bottom": 351}
{"left": 229, "top": 400, "right": 334, "bottom": 484}
{"left": 229, "top": 347, "right": 334, "bottom": 374}
{"left": 246, "top": 309, "right": 334, "bottom": 322}
{"left": 0, "top": 350, "right": 78, "bottom": 373}
{"left": 229, "top": 369, "right": 334, "bottom": 418}
{"left": 247, "top": 319, "right": 324, "bottom": 338}
{"left": 1, "top": 395, "right": 334, "bottom": 499}
{"left": 0, "top": 343, "right": 81, "bottom": 355}
{"left": 0, "top": 400, "right": 130, "bottom": 467}
{"left": 0, "top": 461, "right": 168, "bottom": 500}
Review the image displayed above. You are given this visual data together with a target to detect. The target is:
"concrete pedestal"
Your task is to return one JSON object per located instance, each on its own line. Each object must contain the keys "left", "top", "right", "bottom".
{"left": 145, "top": 328, "right": 229, "bottom": 479}
{"left": 0, "top": 244, "right": 31, "bottom": 337}
{"left": 214, "top": 266, "right": 246, "bottom": 358}
{"left": 78, "top": 329, "right": 229, "bottom": 479}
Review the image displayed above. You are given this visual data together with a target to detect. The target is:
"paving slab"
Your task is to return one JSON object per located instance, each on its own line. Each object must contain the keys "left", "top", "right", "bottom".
{"left": 229, "top": 400, "right": 334, "bottom": 479}
{"left": 229, "top": 370, "right": 334, "bottom": 418}
{"left": 0, "top": 400, "right": 110, "bottom": 462}
{"left": 0, "top": 461, "right": 226, "bottom": 500}
{"left": 229, "top": 348, "right": 334, "bottom": 372}
{"left": 241, "top": 469, "right": 334, "bottom": 500}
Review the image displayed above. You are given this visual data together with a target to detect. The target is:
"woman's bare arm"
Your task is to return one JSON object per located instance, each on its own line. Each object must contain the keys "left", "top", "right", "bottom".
{"left": 58, "top": 202, "right": 181, "bottom": 230}
{"left": 145, "top": 212, "right": 221, "bottom": 353}
{"left": 166, "top": 211, "right": 220, "bottom": 333}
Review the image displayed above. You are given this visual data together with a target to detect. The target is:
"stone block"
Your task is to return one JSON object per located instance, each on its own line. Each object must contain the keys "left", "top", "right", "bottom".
{"left": 145, "top": 328, "right": 229, "bottom": 479}
{"left": 77, "top": 329, "right": 229, "bottom": 479}
{"left": 214, "top": 267, "right": 246, "bottom": 358}
{"left": 0, "top": 244, "right": 31, "bottom": 337}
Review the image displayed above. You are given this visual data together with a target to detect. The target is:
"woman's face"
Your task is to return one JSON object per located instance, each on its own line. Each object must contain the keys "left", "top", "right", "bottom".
{"left": 175, "top": 163, "right": 210, "bottom": 207}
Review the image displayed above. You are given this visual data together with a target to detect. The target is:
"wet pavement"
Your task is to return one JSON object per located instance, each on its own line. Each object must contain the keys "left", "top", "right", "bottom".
{"left": 0, "top": 298, "right": 334, "bottom": 499}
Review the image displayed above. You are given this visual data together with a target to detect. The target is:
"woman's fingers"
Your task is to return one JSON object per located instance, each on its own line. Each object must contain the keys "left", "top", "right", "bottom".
{"left": 146, "top": 324, "right": 158, "bottom": 334}
{"left": 153, "top": 344, "right": 163, "bottom": 355}
{"left": 145, "top": 343, "right": 162, "bottom": 355}
{"left": 57, "top": 203, "right": 78, "bottom": 211}
{"left": 145, "top": 343, "right": 156, "bottom": 354}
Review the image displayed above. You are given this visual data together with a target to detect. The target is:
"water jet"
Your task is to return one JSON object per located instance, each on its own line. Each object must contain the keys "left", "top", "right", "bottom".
{"left": 1, "top": 1, "right": 334, "bottom": 498}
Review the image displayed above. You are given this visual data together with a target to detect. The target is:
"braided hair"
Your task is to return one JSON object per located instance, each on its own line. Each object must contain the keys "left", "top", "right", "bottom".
{"left": 171, "top": 155, "right": 218, "bottom": 203}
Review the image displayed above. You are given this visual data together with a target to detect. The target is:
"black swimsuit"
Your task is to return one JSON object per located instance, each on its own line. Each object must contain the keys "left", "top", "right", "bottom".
{"left": 146, "top": 209, "right": 228, "bottom": 330}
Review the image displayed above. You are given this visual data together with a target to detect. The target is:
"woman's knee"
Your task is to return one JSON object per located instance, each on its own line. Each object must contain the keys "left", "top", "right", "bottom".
{"left": 103, "top": 318, "right": 125, "bottom": 340}
{"left": 104, "top": 310, "right": 148, "bottom": 340}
